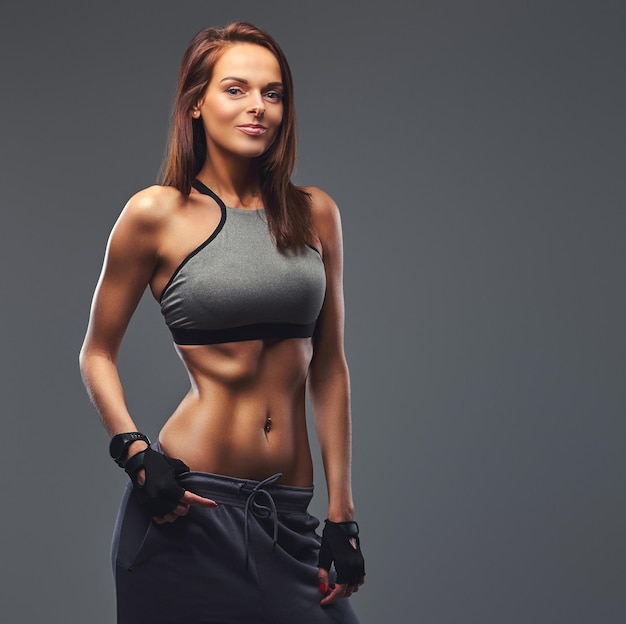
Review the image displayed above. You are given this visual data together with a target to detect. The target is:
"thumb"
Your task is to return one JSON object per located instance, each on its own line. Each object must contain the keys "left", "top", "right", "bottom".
{"left": 318, "top": 567, "right": 330, "bottom": 594}
{"left": 181, "top": 490, "right": 218, "bottom": 508}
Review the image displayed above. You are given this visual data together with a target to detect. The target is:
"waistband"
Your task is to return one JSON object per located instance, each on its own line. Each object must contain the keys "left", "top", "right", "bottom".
{"left": 153, "top": 440, "right": 314, "bottom": 513}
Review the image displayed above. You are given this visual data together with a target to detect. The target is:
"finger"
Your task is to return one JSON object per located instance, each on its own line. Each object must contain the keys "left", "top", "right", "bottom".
{"left": 173, "top": 503, "right": 190, "bottom": 517}
{"left": 320, "top": 583, "right": 350, "bottom": 606}
{"left": 153, "top": 503, "right": 190, "bottom": 523}
{"left": 153, "top": 511, "right": 178, "bottom": 524}
{"left": 181, "top": 491, "right": 218, "bottom": 507}
{"left": 318, "top": 567, "right": 330, "bottom": 595}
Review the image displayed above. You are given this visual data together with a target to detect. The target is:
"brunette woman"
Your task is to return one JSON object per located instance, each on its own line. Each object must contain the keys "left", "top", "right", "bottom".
{"left": 79, "top": 22, "right": 364, "bottom": 623}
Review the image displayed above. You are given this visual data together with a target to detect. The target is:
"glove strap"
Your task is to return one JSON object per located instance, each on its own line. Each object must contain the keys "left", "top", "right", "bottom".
{"left": 325, "top": 519, "right": 360, "bottom": 537}
{"left": 124, "top": 450, "right": 147, "bottom": 476}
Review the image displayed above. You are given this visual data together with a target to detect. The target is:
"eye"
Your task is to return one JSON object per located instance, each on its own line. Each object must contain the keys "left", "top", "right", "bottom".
{"left": 264, "top": 90, "right": 284, "bottom": 101}
{"left": 225, "top": 86, "right": 244, "bottom": 96}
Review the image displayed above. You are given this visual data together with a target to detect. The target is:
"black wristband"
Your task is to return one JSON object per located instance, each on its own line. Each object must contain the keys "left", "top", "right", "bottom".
{"left": 109, "top": 432, "right": 151, "bottom": 467}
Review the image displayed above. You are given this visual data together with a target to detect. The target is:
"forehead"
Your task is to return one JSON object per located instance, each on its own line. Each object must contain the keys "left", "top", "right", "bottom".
{"left": 212, "top": 43, "right": 282, "bottom": 82}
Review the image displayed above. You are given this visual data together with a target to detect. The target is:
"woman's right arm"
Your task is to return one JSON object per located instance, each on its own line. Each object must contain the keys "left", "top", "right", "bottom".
{"left": 79, "top": 187, "right": 165, "bottom": 459}
{"left": 79, "top": 187, "right": 218, "bottom": 520}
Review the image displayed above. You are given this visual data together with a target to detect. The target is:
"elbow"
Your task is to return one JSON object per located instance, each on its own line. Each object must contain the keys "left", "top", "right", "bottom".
{"left": 307, "top": 361, "right": 350, "bottom": 405}
{"left": 78, "top": 340, "right": 115, "bottom": 384}
{"left": 78, "top": 342, "right": 94, "bottom": 386}
{"left": 309, "top": 352, "right": 349, "bottom": 384}
{"left": 78, "top": 334, "right": 95, "bottom": 375}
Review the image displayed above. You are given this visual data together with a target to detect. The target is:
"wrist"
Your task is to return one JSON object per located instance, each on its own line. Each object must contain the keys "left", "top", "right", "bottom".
{"left": 123, "top": 440, "right": 150, "bottom": 466}
{"left": 109, "top": 431, "right": 151, "bottom": 466}
{"left": 327, "top": 505, "right": 355, "bottom": 523}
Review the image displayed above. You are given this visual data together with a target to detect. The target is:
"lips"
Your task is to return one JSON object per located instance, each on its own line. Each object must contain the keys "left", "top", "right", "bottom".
{"left": 237, "top": 125, "right": 268, "bottom": 136}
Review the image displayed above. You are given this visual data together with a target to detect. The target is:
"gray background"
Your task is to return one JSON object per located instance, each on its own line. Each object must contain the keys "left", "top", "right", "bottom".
{"left": 1, "top": 1, "right": 624, "bottom": 622}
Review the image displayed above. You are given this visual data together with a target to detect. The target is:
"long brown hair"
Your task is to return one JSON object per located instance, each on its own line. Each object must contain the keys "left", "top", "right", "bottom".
{"left": 160, "top": 22, "right": 312, "bottom": 250}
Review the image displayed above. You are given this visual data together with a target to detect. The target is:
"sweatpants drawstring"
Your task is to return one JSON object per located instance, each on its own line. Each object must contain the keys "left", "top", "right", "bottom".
{"left": 241, "top": 473, "right": 283, "bottom": 569}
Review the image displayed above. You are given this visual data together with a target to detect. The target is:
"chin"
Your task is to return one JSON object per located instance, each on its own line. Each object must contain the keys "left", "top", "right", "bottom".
{"left": 238, "top": 143, "right": 275, "bottom": 159}
{"left": 209, "top": 135, "right": 277, "bottom": 160}
{"left": 240, "top": 144, "right": 270, "bottom": 156}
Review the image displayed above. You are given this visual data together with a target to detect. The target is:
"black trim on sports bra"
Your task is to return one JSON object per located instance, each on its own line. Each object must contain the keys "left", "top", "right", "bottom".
{"left": 191, "top": 179, "right": 225, "bottom": 205}
{"left": 171, "top": 321, "right": 318, "bottom": 345}
{"left": 158, "top": 180, "right": 227, "bottom": 303}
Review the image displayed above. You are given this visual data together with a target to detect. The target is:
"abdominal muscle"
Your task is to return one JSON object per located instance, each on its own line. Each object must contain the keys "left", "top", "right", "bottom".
{"left": 158, "top": 336, "right": 315, "bottom": 487}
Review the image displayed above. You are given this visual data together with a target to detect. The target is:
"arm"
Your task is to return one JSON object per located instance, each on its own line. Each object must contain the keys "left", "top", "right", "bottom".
{"left": 79, "top": 187, "right": 163, "bottom": 452}
{"left": 307, "top": 187, "right": 354, "bottom": 523}
{"left": 79, "top": 186, "right": 217, "bottom": 520}
{"left": 306, "top": 188, "right": 365, "bottom": 603}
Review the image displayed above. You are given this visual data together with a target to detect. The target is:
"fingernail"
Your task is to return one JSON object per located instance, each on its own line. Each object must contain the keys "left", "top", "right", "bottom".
{"left": 319, "top": 583, "right": 327, "bottom": 594}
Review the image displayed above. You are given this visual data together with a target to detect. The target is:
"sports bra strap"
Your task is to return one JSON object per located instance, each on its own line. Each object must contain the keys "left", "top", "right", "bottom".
{"left": 191, "top": 179, "right": 226, "bottom": 208}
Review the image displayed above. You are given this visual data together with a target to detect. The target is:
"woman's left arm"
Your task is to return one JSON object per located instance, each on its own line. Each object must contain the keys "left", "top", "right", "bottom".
{"left": 307, "top": 187, "right": 354, "bottom": 521}
{"left": 306, "top": 187, "right": 365, "bottom": 604}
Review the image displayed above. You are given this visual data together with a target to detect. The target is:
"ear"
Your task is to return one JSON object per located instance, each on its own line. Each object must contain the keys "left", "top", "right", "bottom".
{"left": 191, "top": 99, "right": 203, "bottom": 119}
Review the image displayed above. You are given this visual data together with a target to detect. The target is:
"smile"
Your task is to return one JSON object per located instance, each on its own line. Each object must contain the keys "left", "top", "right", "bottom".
{"left": 237, "top": 125, "right": 268, "bottom": 136}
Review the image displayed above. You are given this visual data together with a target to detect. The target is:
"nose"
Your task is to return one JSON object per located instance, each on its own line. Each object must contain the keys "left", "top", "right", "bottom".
{"left": 248, "top": 91, "right": 265, "bottom": 117}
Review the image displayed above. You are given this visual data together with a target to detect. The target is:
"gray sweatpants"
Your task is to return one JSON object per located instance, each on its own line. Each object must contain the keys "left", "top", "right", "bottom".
{"left": 111, "top": 449, "right": 361, "bottom": 623}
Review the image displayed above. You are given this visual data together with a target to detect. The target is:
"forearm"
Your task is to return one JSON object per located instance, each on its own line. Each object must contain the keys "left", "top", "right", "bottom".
{"left": 308, "top": 364, "right": 355, "bottom": 521}
{"left": 79, "top": 347, "right": 146, "bottom": 448}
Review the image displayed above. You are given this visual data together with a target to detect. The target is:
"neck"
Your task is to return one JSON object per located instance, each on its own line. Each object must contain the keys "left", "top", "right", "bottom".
{"left": 196, "top": 146, "right": 263, "bottom": 209}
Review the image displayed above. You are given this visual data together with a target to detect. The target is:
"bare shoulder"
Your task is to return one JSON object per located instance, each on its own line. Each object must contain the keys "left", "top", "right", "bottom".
{"left": 301, "top": 185, "right": 342, "bottom": 242}
{"left": 116, "top": 184, "right": 184, "bottom": 234}
{"left": 302, "top": 185, "right": 340, "bottom": 220}
{"left": 301, "top": 186, "right": 343, "bottom": 254}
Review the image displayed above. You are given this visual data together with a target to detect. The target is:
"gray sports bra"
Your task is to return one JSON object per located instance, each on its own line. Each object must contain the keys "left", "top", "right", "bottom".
{"left": 159, "top": 180, "right": 326, "bottom": 345}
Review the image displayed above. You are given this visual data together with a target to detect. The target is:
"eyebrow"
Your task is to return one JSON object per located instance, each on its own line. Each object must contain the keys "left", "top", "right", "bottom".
{"left": 219, "top": 76, "right": 284, "bottom": 88}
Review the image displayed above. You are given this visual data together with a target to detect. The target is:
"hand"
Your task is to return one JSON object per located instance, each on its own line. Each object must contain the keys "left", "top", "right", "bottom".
{"left": 152, "top": 489, "right": 218, "bottom": 524}
{"left": 318, "top": 520, "right": 365, "bottom": 606}
{"left": 125, "top": 447, "right": 217, "bottom": 518}
{"left": 318, "top": 575, "right": 364, "bottom": 606}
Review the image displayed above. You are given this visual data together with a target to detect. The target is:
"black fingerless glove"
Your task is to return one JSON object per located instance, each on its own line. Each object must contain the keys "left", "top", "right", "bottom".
{"left": 124, "top": 447, "right": 189, "bottom": 517}
{"left": 318, "top": 520, "right": 366, "bottom": 585}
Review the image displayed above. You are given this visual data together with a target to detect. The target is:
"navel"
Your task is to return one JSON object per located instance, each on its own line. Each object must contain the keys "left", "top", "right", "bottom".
{"left": 264, "top": 416, "right": 272, "bottom": 435}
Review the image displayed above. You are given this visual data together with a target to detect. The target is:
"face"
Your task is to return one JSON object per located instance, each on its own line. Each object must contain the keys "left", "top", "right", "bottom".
{"left": 194, "top": 43, "right": 284, "bottom": 159}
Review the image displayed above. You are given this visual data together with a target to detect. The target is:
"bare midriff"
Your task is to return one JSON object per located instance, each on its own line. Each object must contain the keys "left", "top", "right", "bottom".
{"left": 158, "top": 336, "right": 315, "bottom": 487}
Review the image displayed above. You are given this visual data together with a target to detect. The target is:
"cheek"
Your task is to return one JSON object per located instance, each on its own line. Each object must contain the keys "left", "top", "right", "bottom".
{"left": 203, "top": 107, "right": 238, "bottom": 141}
{"left": 269, "top": 106, "right": 284, "bottom": 132}
{"left": 210, "top": 103, "right": 238, "bottom": 124}
{"left": 266, "top": 114, "right": 282, "bottom": 141}
{"left": 275, "top": 103, "right": 284, "bottom": 123}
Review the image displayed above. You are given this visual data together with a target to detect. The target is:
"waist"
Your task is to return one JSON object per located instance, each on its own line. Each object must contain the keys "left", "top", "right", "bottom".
{"left": 181, "top": 472, "right": 313, "bottom": 513}
{"left": 153, "top": 440, "right": 313, "bottom": 513}
{"left": 158, "top": 402, "right": 314, "bottom": 485}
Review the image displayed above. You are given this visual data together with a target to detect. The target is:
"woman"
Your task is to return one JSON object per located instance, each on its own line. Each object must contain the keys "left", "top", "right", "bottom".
{"left": 79, "top": 22, "right": 365, "bottom": 623}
